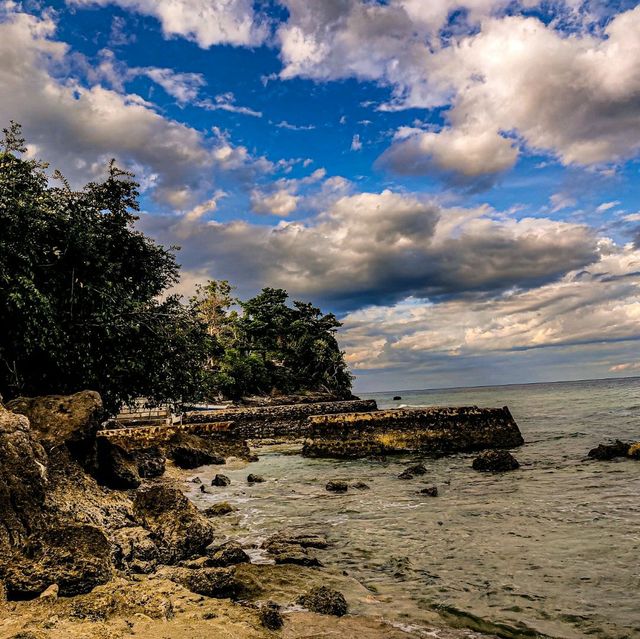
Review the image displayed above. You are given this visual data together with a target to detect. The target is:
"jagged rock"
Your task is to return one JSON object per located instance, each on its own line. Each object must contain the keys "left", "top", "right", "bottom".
{"left": 95, "top": 438, "right": 140, "bottom": 489}
{"left": 6, "top": 390, "right": 102, "bottom": 451}
{"left": 351, "top": 481, "right": 370, "bottom": 490}
{"left": 588, "top": 440, "right": 633, "bottom": 460}
{"left": 133, "top": 486, "right": 214, "bottom": 563}
{"left": 167, "top": 433, "right": 225, "bottom": 469}
{"left": 206, "top": 541, "right": 250, "bottom": 567}
{"left": 472, "top": 450, "right": 520, "bottom": 472}
{"left": 212, "top": 474, "right": 231, "bottom": 487}
{"left": 203, "top": 501, "right": 237, "bottom": 517}
{"left": 326, "top": 480, "right": 348, "bottom": 493}
{"left": 3, "top": 524, "right": 113, "bottom": 598}
{"left": 0, "top": 405, "right": 48, "bottom": 551}
{"left": 419, "top": 486, "right": 438, "bottom": 497}
{"left": 111, "top": 526, "right": 160, "bottom": 574}
{"left": 247, "top": 473, "right": 265, "bottom": 483}
{"left": 136, "top": 447, "right": 165, "bottom": 478}
{"left": 172, "top": 567, "right": 241, "bottom": 598}
{"left": 298, "top": 585, "right": 348, "bottom": 616}
{"left": 259, "top": 601, "right": 284, "bottom": 630}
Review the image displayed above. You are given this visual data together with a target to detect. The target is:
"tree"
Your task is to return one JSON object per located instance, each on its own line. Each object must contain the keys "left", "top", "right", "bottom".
{"left": 0, "top": 123, "right": 211, "bottom": 412}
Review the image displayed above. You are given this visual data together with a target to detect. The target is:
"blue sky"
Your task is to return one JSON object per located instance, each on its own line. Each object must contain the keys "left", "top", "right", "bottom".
{"left": 1, "top": 0, "right": 639, "bottom": 390}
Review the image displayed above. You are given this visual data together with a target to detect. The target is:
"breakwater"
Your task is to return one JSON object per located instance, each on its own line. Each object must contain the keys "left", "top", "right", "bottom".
{"left": 303, "top": 406, "right": 524, "bottom": 458}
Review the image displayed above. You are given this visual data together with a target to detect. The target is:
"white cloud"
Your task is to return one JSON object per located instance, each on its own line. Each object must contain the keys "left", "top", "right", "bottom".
{"left": 351, "top": 134, "right": 362, "bottom": 151}
{"left": 139, "top": 66, "right": 206, "bottom": 105}
{"left": 68, "top": 0, "right": 267, "bottom": 47}
{"left": 0, "top": 5, "right": 271, "bottom": 207}
{"left": 200, "top": 92, "right": 262, "bottom": 117}
{"left": 276, "top": 2, "right": 640, "bottom": 182}
{"left": 596, "top": 201, "right": 620, "bottom": 213}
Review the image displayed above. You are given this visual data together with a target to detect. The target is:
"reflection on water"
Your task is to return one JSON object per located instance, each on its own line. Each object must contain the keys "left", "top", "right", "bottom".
{"left": 185, "top": 377, "right": 640, "bottom": 639}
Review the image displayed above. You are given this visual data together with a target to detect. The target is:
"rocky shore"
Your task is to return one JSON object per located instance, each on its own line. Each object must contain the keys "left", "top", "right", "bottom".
{"left": 0, "top": 391, "right": 502, "bottom": 639}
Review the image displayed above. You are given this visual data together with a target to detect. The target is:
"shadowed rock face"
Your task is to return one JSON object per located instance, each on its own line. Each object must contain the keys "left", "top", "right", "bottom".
{"left": 303, "top": 406, "right": 524, "bottom": 459}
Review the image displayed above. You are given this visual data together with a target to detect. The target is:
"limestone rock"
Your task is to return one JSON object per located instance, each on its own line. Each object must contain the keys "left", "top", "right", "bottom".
{"left": 472, "top": 450, "right": 520, "bottom": 472}
{"left": 6, "top": 390, "right": 102, "bottom": 450}
{"left": 3, "top": 524, "right": 113, "bottom": 598}
{"left": 259, "top": 601, "right": 284, "bottom": 630}
{"left": 167, "top": 433, "right": 225, "bottom": 469}
{"left": 111, "top": 526, "right": 160, "bottom": 574}
{"left": 298, "top": 585, "right": 348, "bottom": 616}
{"left": 133, "top": 486, "right": 214, "bottom": 563}
{"left": 95, "top": 438, "right": 140, "bottom": 489}
{"left": 172, "top": 567, "right": 241, "bottom": 598}
{"left": 136, "top": 446, "right": 166, "bottom": 478}
{"left": 206, "top": 541, "right": 250, "bottom": 567}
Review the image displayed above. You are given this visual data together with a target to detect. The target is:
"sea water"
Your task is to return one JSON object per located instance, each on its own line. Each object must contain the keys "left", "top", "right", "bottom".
{"left": 185, "top": 377, "right": 640, "bottom": 639}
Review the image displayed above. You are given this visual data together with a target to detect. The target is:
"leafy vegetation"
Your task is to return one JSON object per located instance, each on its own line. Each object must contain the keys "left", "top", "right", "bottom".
{"left": 0, "top": 123, "right": 352, "bottom": 410}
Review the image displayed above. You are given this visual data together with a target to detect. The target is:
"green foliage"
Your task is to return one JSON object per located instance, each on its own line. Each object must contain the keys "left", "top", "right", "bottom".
{"left": 0, "top": 123, "right": 211, "bottom": 412}
{"left": 193, "top": 282, "right": 353, "bottom": 399}
{"left": 0, "top": 124, "right": 352, "bottom": 408}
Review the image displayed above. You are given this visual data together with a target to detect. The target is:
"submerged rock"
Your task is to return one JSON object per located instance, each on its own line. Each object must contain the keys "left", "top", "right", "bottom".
{"left": 419, "top": 486, "right": 438, "bottom": 497}
{"left": 326, "top": 480, "right": 348, "bottom": 493}
{"left": 259, "top": 600, "right": 284, "bottom": 630}
{"left": 298, "top": 585, "right": 348, "bottom": 616}
{"left": 212, "top": 473, "right": 231, "bottom": 487}
{"left": 262, "top": 532, "right": 327, "bottom": 567}
{"left": 588, "top": 440, "right": 632, "bottom": 460}
{"left": 133, "top": 485, "right": 214, "bottom": 563}
{"left": 247, "top": 473, "right": 265, "bottom": 483}
{"left": 399, "top": 464, "right": 427, "bottom": 479}
{"left": 203, "top": 501, "right": 237, "bottom": 517}
{"left": 351, "top": 481, "right": 370, "bottom": 490}
{"left": 472, "top": 450, "right": 520, "bottom": 472}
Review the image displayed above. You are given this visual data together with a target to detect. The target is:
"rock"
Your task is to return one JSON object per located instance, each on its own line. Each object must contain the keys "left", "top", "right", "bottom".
{"left": 6, "top": 390, "right": 102, "bottom": 451}
{"left": 111, "top": 526, "right": 160, "bottom": 574}
{"left": 326, "top": 480, "right": 348, "bottom": 493}
{"left": 472, "top": 449, "right": 520, "bottom": 472}
{"left": 627, "top": 442, "right": 640, "bottom": 459}
{"left": 298, "top": 586, "right": 348, "bottom": 617}
{"left": 174, "top": 567, "right": 241, "bottom": 598}
{"left": 588, "top": 440, "right": 632, "bottom": 460}
{"left": 259, "top": 601, "right": 284, "bottom": 630}
{"left": 212, "top": 474, "right": 231, "bottom": 487}
{"left": 263, "top": 533, "right": 328, "bottom": 550}
{"left": 191, "top": 476, "right": 202, "bottom": 484}
{"left": 406, "top": 463, "right": 427, "bottom": 475}
{"left": 0, "top": 405, "right": 48, "bottom": 551}
{"left": 39, "top": 583, "right": 59, "bottom": 599}
{"left": 247, "top": 473, "right": 265, "bottom": 483}
{"left": 3, "top": 524, "right": 113, "bottom": 598}
{"left": 419, "top": 486, "right": 438, "bottom": 497}
{"left": 136, "top": 447, "right": 165, "bottom": 478}
{"left": 167, "top": 433, "right": 225, "bottom": 469}
{"left": 398, "top": 469, "right": 414, "bottom": 480}
{"left": 262, "top": 532, "right": 326, "bottom": 567}
{"left": 274, "top": 551, "right": 322, "bottom": 567}
{"left": 393, "top": 396, "right": 402, "bottom": 401}
{"left": 203, "top": 501, "right": 237, "bottom": 517}
{"left": 206, "top": 541, "right": 250, "bottom": 567}
{"left": 95, "top": 438, "right": 140, "bottom": 489}
{"left": 133, "top": 486, "right": 214, "bottom": 563}
{"left": 351, "top": 481, "right": 370, "bottom": 490}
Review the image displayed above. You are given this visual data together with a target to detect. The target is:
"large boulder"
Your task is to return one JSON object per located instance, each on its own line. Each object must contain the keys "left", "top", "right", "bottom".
{"left": 167, "top": 433, "right": 225, "bottom": 469}
{"left": 169, "top": 567, "right": 241, "bottom": 598}
{"left": 3, "top": 524, "right": 113, "bottom": 598}
{"left": 206, "top": 541, "right": 250, "bottom": 567}
{"left": 6, "top": 391, "right": 103, "bottom": 452}
{"left": 298, "top": 586, "right": 348, "bottom": 616}
{"left": 133, "top": 485, "right": 215, "bottom": 563}
{"left": 95, "top": 438, "right": 140, "bottom": 489}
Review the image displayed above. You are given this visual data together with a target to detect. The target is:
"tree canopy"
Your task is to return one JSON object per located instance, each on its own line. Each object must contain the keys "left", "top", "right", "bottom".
{"left": 0, "top": 123, "right": 352, "bottom": 410}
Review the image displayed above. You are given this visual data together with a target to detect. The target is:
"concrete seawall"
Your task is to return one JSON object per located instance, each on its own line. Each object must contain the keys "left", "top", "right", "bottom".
{"left": 182, "top": 399, "right": 378, "bottom": 439}
{"left": 303, "top": 406, "right": 524, "bottom": 458}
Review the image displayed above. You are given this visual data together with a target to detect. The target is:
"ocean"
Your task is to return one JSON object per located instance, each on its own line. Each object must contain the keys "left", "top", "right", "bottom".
{"left": 185, "top": 377, "right": 640, "bottom": 639}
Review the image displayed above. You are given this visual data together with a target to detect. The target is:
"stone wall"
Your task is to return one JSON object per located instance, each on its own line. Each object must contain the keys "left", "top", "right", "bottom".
{"left": 182, "top": 399, "right": 378, "bottom": 439}
{"left": 303, "top": 406, "right": 524, "bottom": 458}
{"left": 98, "top": 421, "right": 236, "bottom": 450}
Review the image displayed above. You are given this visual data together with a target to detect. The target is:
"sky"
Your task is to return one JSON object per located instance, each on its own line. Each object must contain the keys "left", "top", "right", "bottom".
{"left": 1, "top": 0, "right": 639, "bottom": 391}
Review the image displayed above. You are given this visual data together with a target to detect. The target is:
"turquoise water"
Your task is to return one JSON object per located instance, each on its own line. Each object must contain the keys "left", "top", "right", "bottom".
{"left": 186, "top": 377, "right": 640, "bottom": 639}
